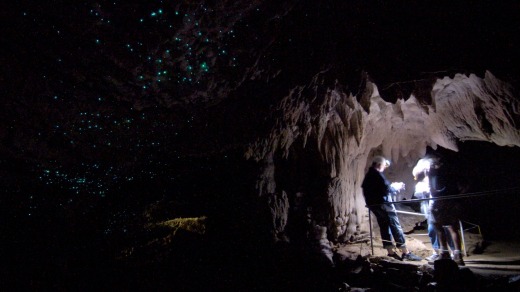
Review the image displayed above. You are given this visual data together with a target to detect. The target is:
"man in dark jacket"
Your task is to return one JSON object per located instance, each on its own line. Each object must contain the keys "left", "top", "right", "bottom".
{"left": 412, "top": 158, "right": 455, "bottom": 262}
{"left": 362, "top": 156, "right": 422, "bottom": 261}
{"left": 428, "top": 153, "right": 465, "bottom": 266}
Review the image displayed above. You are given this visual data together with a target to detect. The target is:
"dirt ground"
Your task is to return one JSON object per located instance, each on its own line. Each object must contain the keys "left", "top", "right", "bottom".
{"left": 335, "top": 205, "right": 520, "bottom": 277}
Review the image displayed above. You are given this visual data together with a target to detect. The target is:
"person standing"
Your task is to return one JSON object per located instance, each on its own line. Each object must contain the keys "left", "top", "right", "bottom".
{"left": 427, "top": 153, "right": 465, "bottom": 266}
{"left": 412, "top": 158, "right": 455, "bottom": 262}
{"left": 362, "top": 156, "right": 422, "bottom": 261}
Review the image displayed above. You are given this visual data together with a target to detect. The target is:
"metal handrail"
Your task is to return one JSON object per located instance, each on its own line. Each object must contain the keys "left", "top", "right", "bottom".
{"left": 366, "top": 187, "right": 520, "bottom": 255}
{"left": 367, "top": 186, "right": 520, "bottom": 207}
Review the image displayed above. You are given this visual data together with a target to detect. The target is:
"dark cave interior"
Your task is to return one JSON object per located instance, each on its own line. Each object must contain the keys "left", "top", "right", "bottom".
{"left": 3, "top": 1, "right": 520, "bottom": 290}
{"left": 448, "top": 141, "right": 520, "bottom": 240}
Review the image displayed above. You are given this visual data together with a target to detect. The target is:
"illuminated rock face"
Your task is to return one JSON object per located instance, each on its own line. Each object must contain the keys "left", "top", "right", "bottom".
{"left": 247, "top": 71, "right": 520, "bottom": 243}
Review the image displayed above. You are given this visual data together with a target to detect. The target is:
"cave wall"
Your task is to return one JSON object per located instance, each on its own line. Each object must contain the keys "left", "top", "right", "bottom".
{"left": 247, "top": 70, "right": 520, "bottom": 243}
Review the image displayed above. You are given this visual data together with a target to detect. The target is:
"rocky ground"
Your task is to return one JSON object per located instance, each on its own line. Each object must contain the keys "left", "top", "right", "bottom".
{"left": 332, "top": 204, "right": 520, "bottom": 291}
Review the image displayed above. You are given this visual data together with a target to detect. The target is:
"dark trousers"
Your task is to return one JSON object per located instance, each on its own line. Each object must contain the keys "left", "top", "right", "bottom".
{"left": 370, "top": 205, "right": 406, "bottom": 249}
{"left": 429, "top": 222, "right": 455, "bottom": 250}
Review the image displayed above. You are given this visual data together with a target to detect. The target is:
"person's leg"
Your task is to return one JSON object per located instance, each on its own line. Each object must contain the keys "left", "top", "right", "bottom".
{"left": 444, "top": 225, "right": 461, "bottom": 250}
{"left": 387, "top": 209, "right": 406, "bottom": 248}
{"left": 435, "top": 224, "right": 451, "bottom": 259}
{"left": 370, "top": 207, "right": 395, "bottom": 254}
{"left": 387, "top": 209, "right": 422, "bottom": 261}
{"left": 426, "top": 223, "right": 440, "bottom": 261}
{"left": 428, "top": 223, "right": 439, "bottom": 250}
{"left": 447, "top": 234, "right": 456, "bottom": 251}
{"left": 445, "top": 224, "right": 465, "bottom": 265}
{"left": 446, "top": 226, "right": 456, "bottom": 251}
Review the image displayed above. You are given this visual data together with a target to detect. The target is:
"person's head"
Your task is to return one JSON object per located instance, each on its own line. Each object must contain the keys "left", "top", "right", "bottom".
{"left": 372, "top": 156, "right": 390, "bottom": 172}
{"left": 425, "top": 152, "right": 443, "bottom": 169}
{"left": 412, "top": 158, "right": 432, "bottom": 179}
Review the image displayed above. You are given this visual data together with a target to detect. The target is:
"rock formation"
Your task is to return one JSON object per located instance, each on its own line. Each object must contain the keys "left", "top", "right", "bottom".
{"left": 247, "top": 70, "right": 520, "bottom": 243}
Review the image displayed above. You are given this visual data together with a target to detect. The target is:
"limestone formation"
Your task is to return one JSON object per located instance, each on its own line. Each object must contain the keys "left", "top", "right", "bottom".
{"left": 248, "top": 70, "right": 520, "bottom": 243}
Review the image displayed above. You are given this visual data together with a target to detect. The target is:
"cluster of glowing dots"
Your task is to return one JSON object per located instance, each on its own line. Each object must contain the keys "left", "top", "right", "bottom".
{"left": 38, "top": 105, "right": 182, "bottom": 196}
{"left": 50, "top": 111, "right": 146, "bottom": 148}
{"left": 38, "top": 162, "right": 169, "bottom": 197}
{"left": 39, "top": 165, "right": 112, "bottom": 197}
{"left": 89, "top": 3, "right": 240, "bottom": 91}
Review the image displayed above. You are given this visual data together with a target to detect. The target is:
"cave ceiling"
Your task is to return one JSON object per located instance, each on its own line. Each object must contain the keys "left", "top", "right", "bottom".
{"left": 3, "top": 1, "right": 520, "bottom": 196}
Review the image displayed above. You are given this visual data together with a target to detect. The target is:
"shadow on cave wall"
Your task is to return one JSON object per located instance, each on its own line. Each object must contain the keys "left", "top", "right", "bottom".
{"left": 272, "top": 138, "right": 333, "bottom": 243}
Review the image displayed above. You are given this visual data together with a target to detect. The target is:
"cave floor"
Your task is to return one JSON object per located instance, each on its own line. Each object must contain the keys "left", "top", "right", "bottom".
{"left": 336, "top": 205, "right": 520, "bottom": 278}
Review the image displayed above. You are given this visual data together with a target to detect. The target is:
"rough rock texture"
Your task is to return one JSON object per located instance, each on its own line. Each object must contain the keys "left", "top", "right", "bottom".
{"left": 247, "top": 70, "right": 520, "bottom": 243}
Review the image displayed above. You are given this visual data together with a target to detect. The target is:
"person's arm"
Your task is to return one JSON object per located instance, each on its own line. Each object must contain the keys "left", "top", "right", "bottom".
{"left": 390, "top": 182, "right": 405, "bottom": 193}
{"left": 414, "top": 191, "right": 426, "bottom": 199}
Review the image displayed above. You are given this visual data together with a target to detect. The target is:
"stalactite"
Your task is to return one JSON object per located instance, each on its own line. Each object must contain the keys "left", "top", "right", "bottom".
{"left": 267, "top": 191, "right": 290, "bottom": 242}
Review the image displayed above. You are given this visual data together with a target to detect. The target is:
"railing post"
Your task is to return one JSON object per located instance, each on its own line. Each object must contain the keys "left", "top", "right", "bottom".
{"left": 459, "top": 220, "right": 467, "bottom": 257}
{"left": 368, "top": 208, "right": 374, "bottom": 255}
